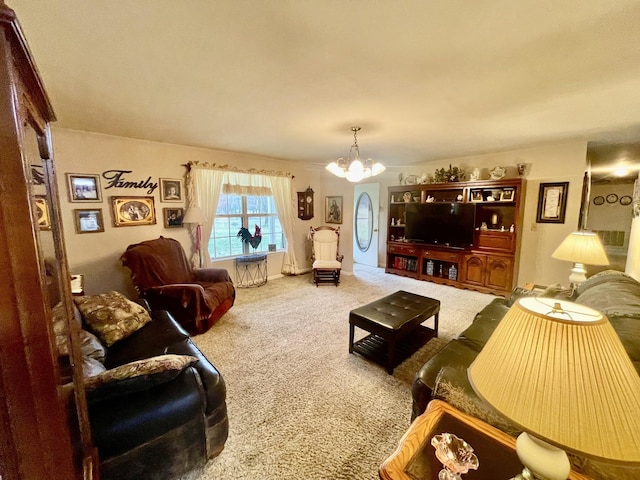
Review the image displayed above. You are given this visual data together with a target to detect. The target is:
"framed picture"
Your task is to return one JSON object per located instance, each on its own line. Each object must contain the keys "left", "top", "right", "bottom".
{"left": 34, "top": 195, "right": 51, "bottom": 230}
{"left": 111, "top": 196, "right": 156, "bottom": 227}
{"left": 500, "top": 189, "right": 514, "bottom": 201}
{"left": 160, "top": 178, "right": 183, "bottom": 202}
{"left": 536, "top": 182, "right": 569, "bottom": 223}
{"left": 66, "top": 173, "right": 102, "bottom": 202}
{"left": 163, "top": 207, "right": 184, "bottom": 228}
{"left": 471, "top": 190, "right": 483, "bottom": 202}
{"left": 325, "top": 196, "right": 343, "bottom": 224}
{"left": 74, "top": 208, "right": 105, "bottom": 234}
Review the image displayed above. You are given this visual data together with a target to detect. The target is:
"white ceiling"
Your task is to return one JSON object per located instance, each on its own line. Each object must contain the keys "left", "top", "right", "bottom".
{"left": 8, "top": 0, "right": 640, "bottom": 167}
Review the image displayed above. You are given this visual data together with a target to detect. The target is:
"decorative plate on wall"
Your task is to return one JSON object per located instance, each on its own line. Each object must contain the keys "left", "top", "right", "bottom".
{"left": 620, "top": 195, "right": 632, "bottom": 206}
{"left": 606, "top": 193, "right": 619, "bottom": 204}
{"left": 593, "top": 196, "right": 605, "bottom": 205}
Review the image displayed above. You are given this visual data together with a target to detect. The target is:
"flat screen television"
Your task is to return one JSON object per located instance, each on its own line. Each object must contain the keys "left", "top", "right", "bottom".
{"left": 404, "top": 202, "right": 476, "bottom": 248}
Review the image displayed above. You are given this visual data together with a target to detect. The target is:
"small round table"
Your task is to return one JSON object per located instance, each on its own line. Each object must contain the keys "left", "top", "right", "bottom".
{"left": 235, "top": 253, "right": 268, "bottom": 288}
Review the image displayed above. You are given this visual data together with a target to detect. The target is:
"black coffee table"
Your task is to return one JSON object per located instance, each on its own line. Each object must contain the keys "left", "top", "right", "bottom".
{"left": 349, "top": 290, "right": 440, "bottom": 374}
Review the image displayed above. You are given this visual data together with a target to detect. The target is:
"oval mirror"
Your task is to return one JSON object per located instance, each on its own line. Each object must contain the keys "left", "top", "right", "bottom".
{"left": 355, "top": 192, "right": 373, "bottom": 252}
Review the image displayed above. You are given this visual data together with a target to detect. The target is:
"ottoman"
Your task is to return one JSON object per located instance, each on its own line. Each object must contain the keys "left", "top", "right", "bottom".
{"left": 349, "top": 290, "right": 440, "bottom": 374}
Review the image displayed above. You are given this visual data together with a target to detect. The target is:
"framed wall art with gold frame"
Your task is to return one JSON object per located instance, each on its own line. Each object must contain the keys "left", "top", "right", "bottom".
{"left": 34, "top": 195, "right": 51, "bottom": 230}
{"left": 111, "top": 196, "right": 156, "bottom": 227}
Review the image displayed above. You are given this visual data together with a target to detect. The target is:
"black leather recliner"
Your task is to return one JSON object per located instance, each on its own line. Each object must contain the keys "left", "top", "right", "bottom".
{"left": 87, "top": 309, "right": 228, "bottom": 480}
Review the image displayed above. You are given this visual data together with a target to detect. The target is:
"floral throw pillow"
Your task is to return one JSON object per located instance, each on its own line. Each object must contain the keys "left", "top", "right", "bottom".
{"left": 74, "top": 291, "right": 151, "bottom": 346}
{"left": 84, "top": 354, "right": 198, "bottom": 403}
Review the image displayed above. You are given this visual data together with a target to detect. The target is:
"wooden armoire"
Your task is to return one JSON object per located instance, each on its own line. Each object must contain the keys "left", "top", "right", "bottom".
{"left": 0, "top": 2, "right": 97, "bottom": 479}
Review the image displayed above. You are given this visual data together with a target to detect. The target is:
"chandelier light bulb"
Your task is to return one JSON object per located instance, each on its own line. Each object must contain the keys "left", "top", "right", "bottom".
{"left": 326, "top": 161, "right": 347, "bottom": 177}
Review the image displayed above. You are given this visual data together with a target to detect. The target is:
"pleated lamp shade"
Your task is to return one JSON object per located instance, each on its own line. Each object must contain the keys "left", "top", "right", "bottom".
{"left": 468, "top": 296, "right": 640, "bottom": 463}
{"left": 182, "top": 206, "right": 206, "bottom": 225}
{"left": 552, "top": 231, "right": 609, "bottom": 265}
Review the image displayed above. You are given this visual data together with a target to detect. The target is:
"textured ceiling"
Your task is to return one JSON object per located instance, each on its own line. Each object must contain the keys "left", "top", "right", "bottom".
{"left": 8, "top": 0, "right": 640, "bottom": 167}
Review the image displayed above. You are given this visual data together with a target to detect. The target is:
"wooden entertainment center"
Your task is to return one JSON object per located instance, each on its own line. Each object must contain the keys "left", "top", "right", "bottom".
{"left": 386, "top": 178, "right": 525, "bottom": 296}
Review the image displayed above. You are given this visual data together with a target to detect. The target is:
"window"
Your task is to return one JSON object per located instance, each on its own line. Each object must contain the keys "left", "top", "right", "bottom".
{"left": 208, "top": 194, "right": 284, "bottom": 258}
{"left": 355, "top": 192, "right": 373, "bottom": 251}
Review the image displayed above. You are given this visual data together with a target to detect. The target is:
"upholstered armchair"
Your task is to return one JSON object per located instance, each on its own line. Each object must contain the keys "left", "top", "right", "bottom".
{"left": 309, "top": 226, "right": 344, "bottom": 286}
{"left": 121, "top": 236, "right": 235, "bottom": 334}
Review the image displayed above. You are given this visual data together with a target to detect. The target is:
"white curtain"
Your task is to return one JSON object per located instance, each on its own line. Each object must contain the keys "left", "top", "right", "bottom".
{"left": 269, "top": 175, "right": 301, "bottom": 274}
{"left": 188, "top": 167, "right": 224, "bottom": 268}
{"left": 187, "top": 163, "right": 300, "bottom": 274}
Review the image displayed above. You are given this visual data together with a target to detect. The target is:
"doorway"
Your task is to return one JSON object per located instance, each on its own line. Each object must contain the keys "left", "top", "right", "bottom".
{"left": 353, "top": 183, "right": 379, "bottom": 267}
{"left": 584, "top": 142, "right": 640, "bottom": 274}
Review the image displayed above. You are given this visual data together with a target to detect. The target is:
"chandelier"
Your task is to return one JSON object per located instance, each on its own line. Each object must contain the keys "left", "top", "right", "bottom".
{"left": 326, "top": 126, "right": 385, "bottom": 182}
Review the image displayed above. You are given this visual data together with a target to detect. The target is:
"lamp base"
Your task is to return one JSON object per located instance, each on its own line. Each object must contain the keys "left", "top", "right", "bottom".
{"left": 509, "top": 432, "right": 570, "bottom": 480}
{"left": 510, "top": 467, "right": 534, "bottom": 480}
{"left": 568, "top": 262, "right": 587, "bottom": 288}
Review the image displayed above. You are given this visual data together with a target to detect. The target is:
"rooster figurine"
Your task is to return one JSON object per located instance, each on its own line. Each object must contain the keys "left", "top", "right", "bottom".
{"left": 237, "top": 224, "right": 262, "bottom": 251}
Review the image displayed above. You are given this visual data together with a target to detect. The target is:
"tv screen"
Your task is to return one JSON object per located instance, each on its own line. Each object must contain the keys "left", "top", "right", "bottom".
{"left": 405, "top": 202, "right": 476, "bottom": 248}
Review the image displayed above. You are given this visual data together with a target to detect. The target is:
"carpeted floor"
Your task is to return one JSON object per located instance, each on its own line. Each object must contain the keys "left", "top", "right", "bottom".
{"left": 186, "top": 264, "right": 496, "bottom": 480}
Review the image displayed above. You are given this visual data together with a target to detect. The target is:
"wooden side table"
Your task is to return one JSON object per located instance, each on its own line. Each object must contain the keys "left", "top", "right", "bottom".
{"left": 380, "top": 400, "right": 591, "bottom": 480}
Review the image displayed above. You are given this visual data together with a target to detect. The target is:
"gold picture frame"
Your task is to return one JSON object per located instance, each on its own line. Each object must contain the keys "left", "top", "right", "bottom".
{"left": 111, "top": 196, "right": 156, "bottom": 227}
{"left": 34, "top": 195, "right": 51, "bottom": 230}
{"left": 74, "top": 208, "right": 105, "bottom": 234}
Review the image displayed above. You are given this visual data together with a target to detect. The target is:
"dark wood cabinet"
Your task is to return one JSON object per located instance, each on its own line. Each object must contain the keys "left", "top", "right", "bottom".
{"left": 386, "top": 178, "right": 525, "bottom": 296}
{"left": 0, "top": 3, "right": 97, "bottom": 479}
{"left": 461, "top": 253, "right": 514, "bottom": 292}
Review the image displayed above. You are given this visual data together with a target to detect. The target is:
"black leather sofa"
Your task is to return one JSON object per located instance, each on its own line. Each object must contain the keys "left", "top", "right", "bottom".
{"left": 411, "top": 270, "right": 640, "bottom": 479}
{"left": 84, "top": 307, "right": 228, "bottom": 480}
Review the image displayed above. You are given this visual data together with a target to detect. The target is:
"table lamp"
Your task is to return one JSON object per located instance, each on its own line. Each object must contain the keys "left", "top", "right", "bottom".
{"left": 468, "top": 296, "right": 640, "bottom": 480}
{"left": 183, "top": 206, "right": 206, "bottom": 267}
{"left": 551, "top": 231, "right": 609, "bottom": 289}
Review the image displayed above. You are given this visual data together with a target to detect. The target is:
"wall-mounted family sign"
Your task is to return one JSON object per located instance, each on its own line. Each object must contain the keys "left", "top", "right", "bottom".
{"left": 102, "top": 169, "right": 158, "bottom": 194}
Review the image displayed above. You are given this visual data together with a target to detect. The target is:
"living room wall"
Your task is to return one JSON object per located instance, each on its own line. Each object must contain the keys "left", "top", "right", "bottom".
{"left": 54, "top": 126, "right": 590, "bottom": 297}
{"left": 368, "top": 140, "right": 589, "bottom": 287}
{"left": 52, "top": 128, "right": 330, "bottom": 297}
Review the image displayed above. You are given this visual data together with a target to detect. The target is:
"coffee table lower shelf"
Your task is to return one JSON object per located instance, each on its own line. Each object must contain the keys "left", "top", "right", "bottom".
{"left": 351, "top": 326, "right": 436, "bottom": 372}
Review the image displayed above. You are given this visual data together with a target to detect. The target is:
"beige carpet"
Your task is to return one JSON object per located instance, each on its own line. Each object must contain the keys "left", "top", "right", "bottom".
{"left": 187, "top": 265, "right": 496, "bottom": 480}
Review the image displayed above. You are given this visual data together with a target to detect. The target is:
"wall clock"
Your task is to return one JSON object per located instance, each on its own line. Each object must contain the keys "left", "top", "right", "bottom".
{"left": 593, "top": 196, "right": 604, "bottom": 205}
{"left": 620, "top": 195, "right": 632, "bottom": 206}
{"left": 297, "top": 186, "right": 314, "bottom": 220}
{"left": 606, "top": 193, "right": 619, "bottom": 204}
